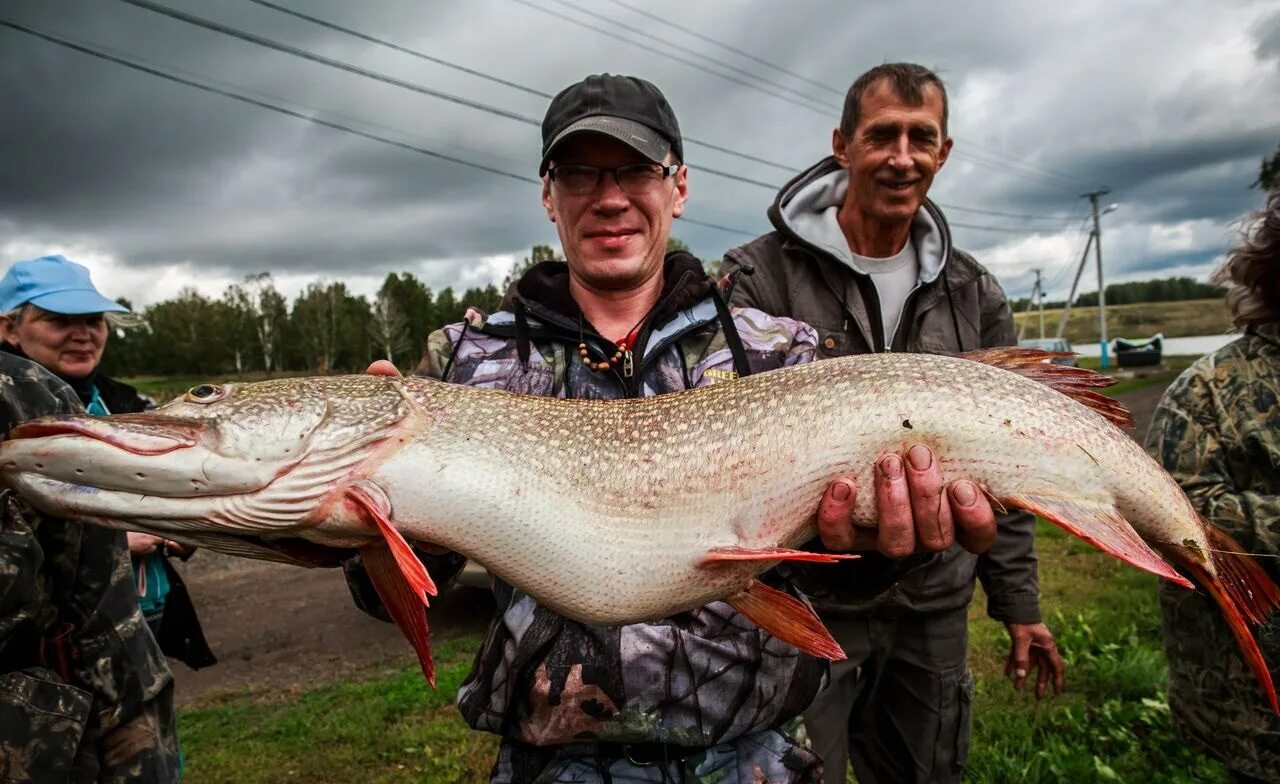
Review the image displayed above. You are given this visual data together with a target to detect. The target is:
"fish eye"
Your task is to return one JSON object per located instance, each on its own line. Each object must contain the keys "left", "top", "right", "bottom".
{"left": 186, "top": 384, "right": 225, "bottom": 403}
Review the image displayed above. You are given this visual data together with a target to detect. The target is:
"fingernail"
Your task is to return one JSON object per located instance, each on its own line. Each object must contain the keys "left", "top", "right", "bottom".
{"left": 907, "top": 444, "right": 932, "bottom": 470}
{"left": 879, "top": 455, "right": 903, "bottom": 479}
{"left": 1015, "top": 668, "right": 1027, "bottom": 679}
{"left": 832, "top": 482, "right": 851, "bottom": 502}
{"left": 952, "top": 482, "right": 977, "bottom": 507}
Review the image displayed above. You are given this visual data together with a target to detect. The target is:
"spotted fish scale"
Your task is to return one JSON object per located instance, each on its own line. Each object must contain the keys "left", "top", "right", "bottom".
{"left": 1, "top": 349, "right": 1277, "bottom": 708}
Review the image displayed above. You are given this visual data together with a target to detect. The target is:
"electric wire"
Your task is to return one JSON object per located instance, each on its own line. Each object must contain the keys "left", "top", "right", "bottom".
{"left": 0, "top": 19, "right": 758, "bottom": 237}
{"left": 509, "top": 0, "right": 833, "bottom": 116}
{"left": 116, "top": 0, "right": 783, "bottom": 191}
{"left": 245, "top": 0, "right": 798, "bottom": 173}
{"left": 539, "top": 0, "right": 836, "bottom": 109}
{"left": 603, "top": 0, "right": 845, "bottom": 98}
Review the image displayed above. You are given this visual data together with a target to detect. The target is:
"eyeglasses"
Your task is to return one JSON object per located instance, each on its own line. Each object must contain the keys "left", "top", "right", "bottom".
{"left": 547, "top": 163, "right": 680, "bottom": 196}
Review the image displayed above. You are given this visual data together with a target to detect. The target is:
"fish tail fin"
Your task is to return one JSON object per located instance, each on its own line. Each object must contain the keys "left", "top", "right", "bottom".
{"left": 960, "top": 347, "right": 1134, "bottom": 429}
{"left": 361, "top": 545, "right": 435, "bottom": 686}
{"left": 1176, "top": 528, "right": 1280, "bottom": 715}
{"left": 726, "top": 579, "right": 846, "bottom": 661}
{"left": 1004, "top": 493, "right": 1193, "bottom": 588}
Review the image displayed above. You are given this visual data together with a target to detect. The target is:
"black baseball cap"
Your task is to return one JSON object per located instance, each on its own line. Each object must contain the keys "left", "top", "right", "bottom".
{"left": 539, "top": 74, "right": 684, "bottom": 175}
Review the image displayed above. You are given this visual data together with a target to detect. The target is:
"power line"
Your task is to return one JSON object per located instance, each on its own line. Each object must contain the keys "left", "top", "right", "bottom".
{"left": 117, "top": 0, "right": 780, "bottom": 191}
{"left": 539, "top": 0, "right": 836, "bottom": 110}
{"left": 582, "top": 1, "right": 1087, "bottom": 190}
{"left": 509, "top": 0, "right": 832, "bottom": 117}
{"left": 948, "top": 221, "right": 1076, "bottom": 235}
{"left": 0, "top": 19, "right": 756, "bottom": 238}
{"left": 246, "top": 0, "right": 797, "bottom": 174}
{"left": 604, "top": 0, "right": 844, "bottom": 98}
{"left": 937, "top": 203, "right": 1082, "bottom": 221}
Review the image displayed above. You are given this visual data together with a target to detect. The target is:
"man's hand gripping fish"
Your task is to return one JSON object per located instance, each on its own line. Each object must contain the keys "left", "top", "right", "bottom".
{"left": 1, "top": 348, "right": 1276, "bottom": 710}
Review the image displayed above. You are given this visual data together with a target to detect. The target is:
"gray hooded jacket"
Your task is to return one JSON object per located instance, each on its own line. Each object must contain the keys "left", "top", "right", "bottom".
{"left": 722, "top": 156, "right": 1041, "bottom": 624}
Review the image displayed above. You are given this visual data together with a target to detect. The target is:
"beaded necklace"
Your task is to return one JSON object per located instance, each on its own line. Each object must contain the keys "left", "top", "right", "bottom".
{"left": 577, "top": 312, "right": 645, "bottom": 377}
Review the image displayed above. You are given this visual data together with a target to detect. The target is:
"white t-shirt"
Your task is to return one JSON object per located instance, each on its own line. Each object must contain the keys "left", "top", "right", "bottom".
{"left": 853, "top": 240, "right": 919, "bottom": 344}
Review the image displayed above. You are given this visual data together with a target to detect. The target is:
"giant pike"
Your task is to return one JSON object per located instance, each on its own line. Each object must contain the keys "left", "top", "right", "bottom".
{"left": 1, "top": 349, "right": 1276, "bottom": 709}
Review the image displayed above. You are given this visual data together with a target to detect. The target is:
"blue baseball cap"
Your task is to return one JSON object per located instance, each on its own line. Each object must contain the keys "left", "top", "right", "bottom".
{"left": 0, "top": 255, "right": 129, "bottom": 315}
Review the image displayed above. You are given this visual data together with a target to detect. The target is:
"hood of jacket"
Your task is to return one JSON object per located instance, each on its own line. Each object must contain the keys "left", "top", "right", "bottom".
{"left": 767, "top": 156, "right": 953, "bottom": 283}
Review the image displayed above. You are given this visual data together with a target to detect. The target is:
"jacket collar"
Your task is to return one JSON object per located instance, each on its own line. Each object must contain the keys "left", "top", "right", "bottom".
{"left": 503, "top": 250, "right": 712, "bottom": 336}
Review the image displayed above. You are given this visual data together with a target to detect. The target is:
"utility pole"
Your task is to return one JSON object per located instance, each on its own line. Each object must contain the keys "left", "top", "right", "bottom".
{"left": 1082, "top": 188, "right": 1112, "bottom": 368}
{"left": 1016, "top": 269, "right": 1041, "bottom": 342}
{"left": 1034, "top": 268, "right": 1045, "bottom": 339}
{"left": 1055, "top": 231, "right": 1094, "bottom": 339}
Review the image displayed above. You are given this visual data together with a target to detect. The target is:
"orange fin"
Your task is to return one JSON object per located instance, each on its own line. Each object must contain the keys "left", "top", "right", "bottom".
{"left": 960, "top": 347, "right": 1134, "bottom": 429}
{"left": 700, "top": 546, "right": 861, "bottom": 565}
{"left": 1175, "top": 528, "right": 1280, "bottom": 715}
{"left": 347, "top": 480, "right": 437, "bottom": 600}
{"left": 1005, "top": 492, "right": 1193, "bottom": 589}
{"left": 725, "top": 579, "right": 846, "bottom": 661}
{"left": 360, "top": 544, "right": 435, "bottom": 686}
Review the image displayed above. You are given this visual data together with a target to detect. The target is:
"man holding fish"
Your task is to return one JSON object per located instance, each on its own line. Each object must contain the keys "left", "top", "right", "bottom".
{"left": 723, "top": 63, "right": 1063, "bottom": 784}
{"left": 352, "top": 73, "right": 999, "bottom": 783}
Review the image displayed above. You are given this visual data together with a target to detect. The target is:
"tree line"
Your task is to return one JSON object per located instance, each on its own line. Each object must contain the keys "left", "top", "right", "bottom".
{"left": 100, "top": 244, "right": 563, "bottom": 378}
{"left": 1010, "top": 276, "right": 1226, "bottom": 312}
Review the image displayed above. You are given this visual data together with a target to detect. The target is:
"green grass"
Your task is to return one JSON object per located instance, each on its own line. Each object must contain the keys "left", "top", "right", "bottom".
{"left": 964, "top": 522, "right": 1226, "bottom": 783}
{"left": 177, "top": 522, "right": 1228, "bottom": 782}
{"left": 179, "top": 634, "right": 498, "bottom": 782}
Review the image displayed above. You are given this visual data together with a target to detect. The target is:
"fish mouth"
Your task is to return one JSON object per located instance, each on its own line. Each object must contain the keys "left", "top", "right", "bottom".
{"left": 9, "top": 414, "right": 204, "bottom": 456}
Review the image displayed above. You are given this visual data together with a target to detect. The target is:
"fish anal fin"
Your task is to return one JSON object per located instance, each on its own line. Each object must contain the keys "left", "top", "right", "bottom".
{"left": 726, "top": 579, "right": 846, "bottom": 661}
{"left": 700, "top": 546, "right": 860, "bottom": 566}
{"left": 346, "top": 480, "right": 437, "bottom": 599}
{"left": 360, "top": 545, "right": 435, "bottom": 687}
{"left": 1005, "top": 492, "right": 1192, "bottom": 589}
{"left": 960, "top": 347, "right": 1134, "bottom": 429}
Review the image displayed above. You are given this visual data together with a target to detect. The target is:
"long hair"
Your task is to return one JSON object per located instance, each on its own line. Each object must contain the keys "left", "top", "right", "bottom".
{"left": 1214, "top": 188, "right": 1280, "bottom": 328}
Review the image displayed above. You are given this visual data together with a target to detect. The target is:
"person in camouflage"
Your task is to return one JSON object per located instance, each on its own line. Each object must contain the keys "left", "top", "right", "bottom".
{"left": 0, "top": 351, "right": 180, "bottom": 783}
{"left": 1146, "top": 188, "right": 1280, "bottom": 784}
{"left": 349, "top": 73, "right": 1000, "bottom": 784}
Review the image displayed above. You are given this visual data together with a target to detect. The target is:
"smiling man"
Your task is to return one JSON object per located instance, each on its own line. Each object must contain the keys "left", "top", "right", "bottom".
{"left": 724, "top": 63, "right": 1065, "bottom": 784}
{"left": 349, "top": 73, "right": 1003, "bottom": 784}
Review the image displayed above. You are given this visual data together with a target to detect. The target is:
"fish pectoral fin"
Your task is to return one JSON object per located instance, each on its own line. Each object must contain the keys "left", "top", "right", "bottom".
{"left": 1004, "top": 492, "right": 1192, "bottom": 588}
{"left": 700, "top": 546, "right": 860, "bottom": 565}
{"left": 726, "top": 579, "right": 846, "bottom": 661}
{"left": 360, "top": 544, "right": 435, "bottom": 687}
{"left": 346, "top": 480, "right": 437, "bottom": 599}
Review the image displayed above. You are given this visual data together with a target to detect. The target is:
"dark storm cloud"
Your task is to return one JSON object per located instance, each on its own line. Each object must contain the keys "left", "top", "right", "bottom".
{"left": 2, "top": 0, "right": 1277, "bottom": 306}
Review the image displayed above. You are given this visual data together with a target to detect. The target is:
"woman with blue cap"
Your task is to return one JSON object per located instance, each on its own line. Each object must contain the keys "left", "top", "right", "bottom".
{"left": 0, "top": 254, "right": 215, "bottom": 670}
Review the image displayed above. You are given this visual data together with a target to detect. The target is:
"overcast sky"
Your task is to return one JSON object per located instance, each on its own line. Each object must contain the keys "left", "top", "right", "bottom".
{"left": 2, "top": 0, "right": 1277, "bottom": 313}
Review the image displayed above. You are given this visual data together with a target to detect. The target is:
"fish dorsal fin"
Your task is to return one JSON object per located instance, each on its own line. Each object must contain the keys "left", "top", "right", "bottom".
{"left": 725, "top": 579, "right": 846, "bottom": 661}
{"left": 959, "top": 347, "right": 1134, "bottom": 429}
{"left": 1004, "top": 492, "right": 1190, "bottom": 588}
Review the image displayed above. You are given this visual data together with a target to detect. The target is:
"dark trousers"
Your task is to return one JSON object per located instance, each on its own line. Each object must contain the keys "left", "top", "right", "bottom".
{"left": 803, "top": 607, "right": 972, "bottom": 784}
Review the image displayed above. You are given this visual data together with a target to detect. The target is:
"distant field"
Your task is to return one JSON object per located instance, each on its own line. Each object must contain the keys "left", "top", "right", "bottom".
{"left": 1014, "top": 298, "right": 1231, "bottom": 343}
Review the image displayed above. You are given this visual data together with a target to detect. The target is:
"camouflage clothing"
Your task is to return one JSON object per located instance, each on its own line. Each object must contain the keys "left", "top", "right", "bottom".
{"left": 380, "top": 254, "right": 827, "bottom": 783}
{"left": 1146, "top": 323, "right": 1280, "bottom": 782}
{"left": 0, "top": 353, "right": 179, "bottom": 783}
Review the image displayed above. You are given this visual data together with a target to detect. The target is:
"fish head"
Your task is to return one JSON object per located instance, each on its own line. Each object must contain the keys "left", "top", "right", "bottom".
{"left": 0, "top": 375, "right": 412, "bottom": 536}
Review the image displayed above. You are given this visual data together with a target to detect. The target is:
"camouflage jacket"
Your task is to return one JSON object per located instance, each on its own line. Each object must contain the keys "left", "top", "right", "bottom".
{"left": 1145, "top": 322, "right": 1280, "bottom": 780}
{"left": 373, "top": 254, "right": 827, "bottom": 782}
{"left": 0, "top": 353, "right": 179, "bottom": 783}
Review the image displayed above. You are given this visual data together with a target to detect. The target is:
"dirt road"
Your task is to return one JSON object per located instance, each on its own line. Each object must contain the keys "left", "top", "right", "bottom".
{"left": 170, "top": 381, "right": 1173, "bottom": 707}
